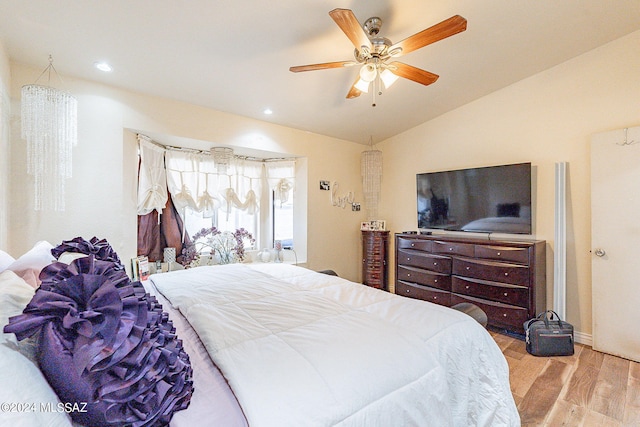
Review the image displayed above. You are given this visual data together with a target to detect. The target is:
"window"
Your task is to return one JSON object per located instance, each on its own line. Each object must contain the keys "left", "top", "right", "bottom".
{"left": 177, "top": 158, "right": 296, "bottom": 251}
{"left": 273, "top": 190, "right": 293, "bottom": 249}
{"left": 137, "top": 136, "right": 297, "bottom": 259}
{"left": 183, "top": 207, "right": 214, "bottom": 237}
{"left": 183, "top": 203, "right": 259, "bottom": 248}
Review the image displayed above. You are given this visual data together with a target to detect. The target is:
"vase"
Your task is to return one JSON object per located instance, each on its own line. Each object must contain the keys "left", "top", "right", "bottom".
{"left": 217, "top": 251, "right": 234, "bottom": 265}
{"left": 257, "top": 248, "right": 271, "bottom": 263}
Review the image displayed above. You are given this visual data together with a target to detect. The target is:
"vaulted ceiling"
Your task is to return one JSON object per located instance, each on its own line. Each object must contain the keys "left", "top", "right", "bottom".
{"left": 1, "top": 0, "right": 639, "bottom": 144}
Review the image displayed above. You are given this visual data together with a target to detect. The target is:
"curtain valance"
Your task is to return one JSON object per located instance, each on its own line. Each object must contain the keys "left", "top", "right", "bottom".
{"left": 139, "top": 136, "right": 295, "bottom": 220}
{"left": 266, "top": 160, "right": 296, "bottom": 204}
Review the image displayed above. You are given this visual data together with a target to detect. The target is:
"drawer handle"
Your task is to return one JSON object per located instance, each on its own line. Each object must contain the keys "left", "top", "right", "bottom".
{"left": 407, "top": 273, "right": 411, "bottom": 277}
{"left": 465, "top": 285, "right": 470, "bottom": 289}
{"left": 407, "top": 257, "right": 411, "bottom": 261}
{"left": 411, "top": 243, "right": 415, "bottom": 247}
{"left": 448, "top": 247, "right": 453, "bottom": 251}
{"left": 434, "top": 279, "right": 438, "bottom": 283}
{"left": 503, "top": 313, "right": 508, "bottom": 317}
{"left": 433, "top": 262, "right": 438, "bottom": 266}
{"left": 406, "top": 289, "right": 410, "bottom": 293}
{"left": 504, "top": 272, "right": 509, "bottom": 276}
{"left": 466, "top": 266, "right": 470, "bottom": 270}
{"left": 497, "top": 252, "right": 501, "bottom": 256}
{"left": 503, "top": 292, "right": 508, "bottom": 297}
{"left": 433, "top": 296, "right": 437, "bottom": 300}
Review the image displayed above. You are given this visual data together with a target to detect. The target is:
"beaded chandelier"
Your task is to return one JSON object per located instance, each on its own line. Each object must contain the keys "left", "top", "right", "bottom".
{"left": 361, "top": 140, "right": 383, "bottom": 220}
{"left": 211, "top": 147, "right": 234, "bottom": 174}
{"left": 21, "top": 56, "right": 77, "bottom": 211}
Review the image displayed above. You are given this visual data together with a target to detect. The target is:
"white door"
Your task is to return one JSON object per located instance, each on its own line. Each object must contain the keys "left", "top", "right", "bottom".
{"left": 591, "top": 126, "right": 640, "bottom": 363}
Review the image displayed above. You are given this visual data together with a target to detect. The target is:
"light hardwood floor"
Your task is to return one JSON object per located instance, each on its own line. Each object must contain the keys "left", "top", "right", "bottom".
{"left": 490, "top": 330, "right": 640, "bottom": 426}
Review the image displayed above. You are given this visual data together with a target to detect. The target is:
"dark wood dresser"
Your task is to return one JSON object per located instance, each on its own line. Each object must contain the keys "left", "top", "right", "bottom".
{"left": 395, "top": 233, "right": 546, "bottom": 333}
{"left": 362, "top": 230, "right": 390, "bottom": 291}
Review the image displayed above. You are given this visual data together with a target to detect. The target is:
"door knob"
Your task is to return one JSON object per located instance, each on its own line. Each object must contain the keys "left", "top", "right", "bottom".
{"left": 594, "top": 248, "right": 606, "bottom": 257}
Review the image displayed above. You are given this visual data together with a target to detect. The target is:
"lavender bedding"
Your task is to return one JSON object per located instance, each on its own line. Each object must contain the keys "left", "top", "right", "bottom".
{"left": 141, "top": 280, "right": 248, "bottom": 427}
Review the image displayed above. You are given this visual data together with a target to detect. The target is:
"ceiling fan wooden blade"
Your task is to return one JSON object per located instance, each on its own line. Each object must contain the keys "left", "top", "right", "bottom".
{"left": 389, "top": 15, "right": 467, "bottom": 57}
{"left": 329, "top": 8, "right": 372, "bottom": 51}
{"left": 289, "top": 61, "right": 355, "bottom": 72}
{"left": 346, "top": 76, "right": 362, "bottom": 99}
{"left": 389, "top": 62, "right": 439, "bottom": 86}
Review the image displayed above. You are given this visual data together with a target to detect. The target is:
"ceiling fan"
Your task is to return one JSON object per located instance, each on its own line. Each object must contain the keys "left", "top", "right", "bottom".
{"left": 290, "top": 9, "right": 467, "bottom": 105}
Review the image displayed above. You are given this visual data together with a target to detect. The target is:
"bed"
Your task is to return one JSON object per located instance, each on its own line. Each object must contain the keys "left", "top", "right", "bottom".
{"left": 152, "top": 263, "right": 519, "bottom": 426}
{"left": 1, "top": 241, "right": 520, "bottom": 427}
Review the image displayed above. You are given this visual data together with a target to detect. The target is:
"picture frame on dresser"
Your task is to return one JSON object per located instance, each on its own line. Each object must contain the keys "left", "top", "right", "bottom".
{"left": 360, "top": 220, "right": 386, "bottom": 231}
{"left": 394, "top": 233, "right": 546, "bottom": 334}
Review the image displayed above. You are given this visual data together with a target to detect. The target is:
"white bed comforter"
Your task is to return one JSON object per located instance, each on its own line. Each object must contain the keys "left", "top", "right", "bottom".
{"left": 151, "top": 263, "right": 519, "bottom": 427}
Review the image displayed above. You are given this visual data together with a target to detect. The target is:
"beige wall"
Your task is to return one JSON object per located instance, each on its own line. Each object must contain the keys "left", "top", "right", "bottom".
{"left": 379, "top": 30, "right": 640, "bottom": 337}
{"left": 0, "top": 41, "right": 10, "bottom": 250}
{"left": 7, "top": 62, "right": 367, "bottom": 281}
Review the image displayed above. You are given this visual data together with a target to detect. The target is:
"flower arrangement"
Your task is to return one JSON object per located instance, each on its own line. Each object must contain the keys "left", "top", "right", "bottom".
{"left": 181, "top": 227, "right": 255, "bottom": 267}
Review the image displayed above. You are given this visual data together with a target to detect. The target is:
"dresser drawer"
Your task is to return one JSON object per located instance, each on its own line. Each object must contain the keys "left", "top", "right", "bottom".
{"left": 397, "top": 266, "right": 451, "bottom": 291}
{"left": 397, "top": 249, "right": 451, "bottom": 274}
{"left": 396, "top": 281, "right": 451, "bottom": 306}
{"left": 475, "top": 245, "right": 530, "bottom": 264}
{"left": 396, "top": 237, "right": 433, "bottom": 252}
{"left": 452, "top": 276, "right": 529, "bottom": 307}
{"left": 452, "top": 257, "right": 530, "bottom": 286}
{"left": 451, "top": 294, "right": 529, "bottom": 332}
{"left": 432, "top": 240, "right": 475, "bottom": 257}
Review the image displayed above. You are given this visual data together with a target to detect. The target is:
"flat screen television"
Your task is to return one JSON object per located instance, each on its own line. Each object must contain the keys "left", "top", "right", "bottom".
{"left": 417, "top": 162, "right": 532, "bottom": 234}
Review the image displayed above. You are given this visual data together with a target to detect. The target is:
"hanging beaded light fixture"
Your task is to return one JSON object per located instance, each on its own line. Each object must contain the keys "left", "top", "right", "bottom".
{"left": 21, "top": 55, "right": 77, "bottom": 211}
{"left": 361, "top": 137, "right": 383, "bottom": 220}
{"left": 211, "top": 147, "right": 234, "bottom": 174}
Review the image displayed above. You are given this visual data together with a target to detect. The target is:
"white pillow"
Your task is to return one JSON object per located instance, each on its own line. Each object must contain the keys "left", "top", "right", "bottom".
{"left": 5, "top": 241, "right": 55, "bottom": 288}
{"left": 0, "top": 270, "right": 73, "bottom": 427}
{"left": 0, "top": 250, "right": 15, "bottom": 273}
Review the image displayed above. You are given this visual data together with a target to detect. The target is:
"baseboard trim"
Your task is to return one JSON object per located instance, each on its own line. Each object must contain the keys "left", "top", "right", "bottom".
{"left": 575, "top": 331, "right": 593, "bottom": 346}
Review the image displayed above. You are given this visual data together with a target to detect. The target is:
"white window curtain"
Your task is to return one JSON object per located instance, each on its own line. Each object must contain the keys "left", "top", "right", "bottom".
{"left": 165, "top": 151, "right": 264, "bottom": 220}
{"left": 221, "top": 158, "right": 262, "bottom": 217}
{"left": 137, "top": 137, "right": 168, "bottom": 215}
{"left": 266, "top": 160, "right": 296, "bottom": 204}
{"left": 165, "top": 150, "right": 202, "bottom": 214}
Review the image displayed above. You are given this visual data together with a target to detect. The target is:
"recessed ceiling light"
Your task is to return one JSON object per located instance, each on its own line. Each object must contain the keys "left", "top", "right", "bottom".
{"left": 94, "top": 62, "right": 113, "bottom": 72}
{"left": 263, "top": 108, "right": 273, "bottom": 115}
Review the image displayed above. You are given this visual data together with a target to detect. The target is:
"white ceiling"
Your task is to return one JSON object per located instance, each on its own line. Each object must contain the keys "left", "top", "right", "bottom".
{"left": 1, "top": 0, "right": 639, "bottom": 145}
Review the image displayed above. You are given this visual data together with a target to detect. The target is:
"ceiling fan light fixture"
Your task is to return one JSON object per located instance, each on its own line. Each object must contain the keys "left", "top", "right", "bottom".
{"left": 359, "top": 64, "right": 377, "bottom": 82}
{"left": 290, "top": 9, "right": 467, "bottom": 105}
{"left": 380, "top": 69, "right": 399, "bottom": 89}
{"left": 354, "top": 78, "right": 370, "bottom": 93}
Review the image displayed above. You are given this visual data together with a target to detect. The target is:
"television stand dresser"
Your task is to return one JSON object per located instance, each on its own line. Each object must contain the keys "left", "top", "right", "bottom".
{"left": 395, "top": 233, "right": 546, "bottom": 334}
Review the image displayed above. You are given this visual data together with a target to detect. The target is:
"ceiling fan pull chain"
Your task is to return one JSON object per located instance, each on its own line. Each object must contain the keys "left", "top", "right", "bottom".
{"left": 370, "top": 73, "right": 377, "bottom": 107}
{"left": 372, "top": 80, "right": 376, "bottom": 107}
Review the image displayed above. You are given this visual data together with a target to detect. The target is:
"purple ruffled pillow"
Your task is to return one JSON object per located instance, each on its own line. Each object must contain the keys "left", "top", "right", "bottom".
{"left": 4, "top": 238, "right": 193, "bottom": 427}
{"left": 51, "top": 236, "right": 123, "bottom": 266}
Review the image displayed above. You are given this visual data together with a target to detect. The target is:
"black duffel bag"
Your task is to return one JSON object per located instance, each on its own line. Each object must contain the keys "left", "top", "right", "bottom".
{"left": 524, "top": 310, "right": 574, "bottom": 356}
